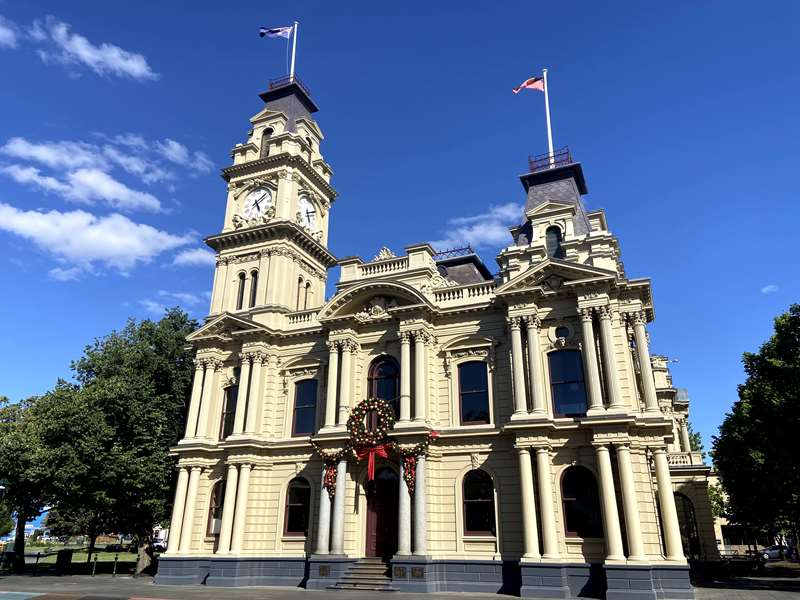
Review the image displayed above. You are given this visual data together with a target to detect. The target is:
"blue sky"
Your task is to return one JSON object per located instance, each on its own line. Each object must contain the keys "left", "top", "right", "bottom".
{"left": 0, "top": 1, "right": 797, "bottom": 453}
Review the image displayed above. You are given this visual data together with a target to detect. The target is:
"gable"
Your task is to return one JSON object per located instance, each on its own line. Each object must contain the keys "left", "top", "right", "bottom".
{"left": 495, "top": 258, "right": 616, "bottom": 296}
{"left": 318, "top": 280, "right": 432, "bottom": 322}
{"left": 525, "top": 200, "right": 576, "bottom": 220}
{"left": 187, "top": 312, "right": 268, "bottom": 343}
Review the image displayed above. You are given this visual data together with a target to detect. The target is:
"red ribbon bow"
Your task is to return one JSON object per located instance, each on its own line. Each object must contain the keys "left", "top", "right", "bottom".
{"left": 356, "top": 444, "right": 391, "bottom": 481}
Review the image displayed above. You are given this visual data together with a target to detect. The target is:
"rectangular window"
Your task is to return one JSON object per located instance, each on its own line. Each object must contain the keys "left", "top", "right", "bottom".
{"left": 219, "top": 384, "right": 239, "bottom": 440}
{"left": 292, "top": 379, "right": 318, "bottom": 436}
{"left": 549, "top": 350, "right": 588, "bottom": 417}
{"left": 458, "top": 361, "right": 490, "bottom": 425}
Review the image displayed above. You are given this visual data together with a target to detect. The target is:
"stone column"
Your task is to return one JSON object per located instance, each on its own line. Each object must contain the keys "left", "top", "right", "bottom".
{"left": 597, "top": 306, "right": 625, "bottom": 410}
{"left": 517, "top": 447, "right": 540, "bottom": 559}
{"left": 631, "top": 311, "right": 660, "bottom": 412}
{"left": 217, "top": 464, "right": 240, "bottom": 554}
{"left": 196, "top": 361, "right": 219, "bottom": 438}
{"left": 184, "top": 360, "right": 205, "bottom": 438}
{"left": 680, "top": 420, "right": 692, "bottom": 456}
{"left": 525, "top": 315, "right": 546, "bottom": 415}
{"left": 509, "top": 317, "right": 529, "bottom": 416}
{"left": 669, "top": 419, "right": 681, "bottom": 453}
{"left": 167, "top": 467, "right": 189, "bottom": 553}
{"left": 615, "top": 443, "right": 646, "bottom": 561}
{"left": 399, "top": 332, "right": 412, "bottom": 422}
{"left": 232, "top": 355, "right": 252, "bottom": 435}
{"left": 579, "top": 308, "right": 605, "bottom": 412}
{"left": 324, "top": 341, "right": 339, "bottom": 428}
{"left": 244, "top": 354, "right": 263, "bottom": 433}
{"left": 397, "top": 459, "right": 411, "bottom": 555}
{"left": 230, "top": 463, "right": 252, "bottom": 553}
{"left": 653, "top": 448, "right": 685, "bottom": 561}
{"left": 211, "top": 257, "right": 229, "bottom": 313}
{"left": 594, "top": 444, "right": 625, "bottom": 561}
{"left": 330, "top": 459, "right": 347, "bottom": 555}
{"left": 178, "top": 466, "right": 202, "bottom": 553}
{"left": 315, "top": 465, "right": 332, "bottom": 555}
{"left": 337, "top": 341, "right": 354, "bottom": 425}
{"left": 413, "top": 455, "right": 428, "bottom": 555}
{"left": 534, "top": 447, "right": 559, "bottom": 559}
{"left": 413, "top": 332, "right": 427, "bottom": 422}
{"left": 257, "top": 250, "right": 270, "bottom": 305}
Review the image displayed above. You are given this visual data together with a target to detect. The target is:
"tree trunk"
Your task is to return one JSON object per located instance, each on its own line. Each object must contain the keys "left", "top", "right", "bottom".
{"left": 85, "top": 532, "right": 97, "bottom": 564}
{"left": 12, "top": 510, "right": 26, "bottom": 574}
{"left": 134, "top": 533, "right": 153, "bottom": 576}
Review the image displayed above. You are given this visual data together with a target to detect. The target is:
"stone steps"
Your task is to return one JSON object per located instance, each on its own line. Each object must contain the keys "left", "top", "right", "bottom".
{"left": 329, "top": 558, "right": 395, "bottom": 591}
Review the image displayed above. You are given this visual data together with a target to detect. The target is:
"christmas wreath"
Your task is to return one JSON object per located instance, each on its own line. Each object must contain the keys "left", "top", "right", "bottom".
{"left": 311, "top": 442, "right": 351, "bottom": 499}
{"left": 346, "top": 397, "right": 396, "bottom": 447}
{"left": 398, "top": 430, "right": 440, "bottom": 495}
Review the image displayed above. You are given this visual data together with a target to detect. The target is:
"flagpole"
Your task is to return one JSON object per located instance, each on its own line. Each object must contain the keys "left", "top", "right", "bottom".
{"left": 289, "top": 21, "right": 299, "bottom": 81}
{"left": 542, "top": 68, "right": 555, "bottom": 166}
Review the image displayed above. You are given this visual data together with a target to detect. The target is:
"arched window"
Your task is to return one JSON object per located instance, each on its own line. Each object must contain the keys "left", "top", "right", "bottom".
{"left": 305, "top": 136, "right": 313, "bottom": 163}
{"left": 236, "top": 272, "right": 246, "bottom": 310}
{"left": 249, "top": 269, "right": 258, "bottom": 308}
{"left": 207, "top": 479, "right": 225, "bottom": 536}
{"left": 296, "top": 277, "right": 304, "bottom": 310}
{"left": 463, "top": 470, "right": 496, "bottom": 536}
{"left": 549, "top": 350, "right": 588, "bottom": 416}
{"left": 561, "top": 466, "right": 603, "bottom": 538}
{"left": 368, "top": 356, "right": 400, "bottom": 418}
{"left": 458, "top": 361, "right": 490, "bottom": 425}
{"left": 545, "top": 225, "right": 564, "bottom": 259}
{"left": 219, "top": 376, "right": 239, "bottom": 440}
{"left": 284, "top": 477, "right": 311, "bottom": 536}
{"left": 292, "top": 379, "right": 318, "bottom": 436}
{"left": 303, "top": 281, "right": 312, "bottom": 310}
{"left": 261, "top": 127, "right": 273, "bottom": 157}
{"left": 675, "top": 492, "right": 701, "bottom": 559}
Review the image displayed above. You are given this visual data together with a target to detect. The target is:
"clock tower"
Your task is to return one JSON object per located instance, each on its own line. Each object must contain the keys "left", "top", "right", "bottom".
{"left": 205, "top": 77, "right": 337, "bottom": 323}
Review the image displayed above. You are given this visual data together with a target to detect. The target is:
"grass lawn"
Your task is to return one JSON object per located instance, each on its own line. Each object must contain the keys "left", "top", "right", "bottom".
{"left": 35, "top": 551, "right": 137, "bottom": 565}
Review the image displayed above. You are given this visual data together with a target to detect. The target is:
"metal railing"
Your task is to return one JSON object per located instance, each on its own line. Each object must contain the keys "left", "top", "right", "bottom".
{"left": 268, "top": 75, "right": 312, "bottom": 98}
{"left": 528, "top": 146, "right": 574, "bottom": 173}
{"left": 433, "top": 245, "right": 474, "bottom": 260}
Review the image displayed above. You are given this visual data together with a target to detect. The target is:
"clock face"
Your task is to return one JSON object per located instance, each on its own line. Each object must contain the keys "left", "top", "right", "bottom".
{"left": 298, "top": 196, "right": 317, "bottom": 229}
{"left": 242, "top": 187, "right": 273, "bottom": 219}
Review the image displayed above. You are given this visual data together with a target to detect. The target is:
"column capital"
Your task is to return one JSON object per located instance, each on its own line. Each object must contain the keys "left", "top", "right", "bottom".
{"left": 239, "top": 351, "right": 255, "bottom": 364}
{"left": 591, "top": 441, "right": 611, "bottom": 451}
{"left": 514, "top": 445, "right": 532, "bottom": 454}
{"left": 192, "top": 357, "right": 205, "bottom": 370}
{"left": 326, "top": 339, "right": 340, "bottom": 352}
{"left": 340, "top": 338, "right": 359, "bottom": 353}
{"left": 523, "top": 313, "right": 542, "bottom": 329}
{"left": 625, "top": 310, "right": 647, "bottom": 326}
{"left": 507, "top": 315, "right": 523, "bottom": 330}
{"left": 596, "top": 305, "right": 613, "bottom": 320}
{"left": 532, "top": 444, "right": 552, "bottom": 455}
{"left": 399, "top": 330, "right": 412, "bottom": 343}
{"left": 612, "top": 440, "right": 632, "bottom": 451}
{"left": 578, "top": 306, "right": 595, "bottom": 321}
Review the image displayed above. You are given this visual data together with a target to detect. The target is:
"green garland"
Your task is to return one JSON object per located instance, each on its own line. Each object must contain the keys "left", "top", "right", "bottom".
{"left": 346, "top": 397, "right": 396, "bottom": 447}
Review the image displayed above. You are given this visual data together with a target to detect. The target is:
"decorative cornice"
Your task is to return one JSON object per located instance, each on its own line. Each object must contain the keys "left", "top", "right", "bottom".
{"left": 221, "top": 152, "right": 337, "bottom": 201}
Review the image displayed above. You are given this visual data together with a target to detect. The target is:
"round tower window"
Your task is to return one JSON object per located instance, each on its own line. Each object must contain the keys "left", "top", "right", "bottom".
{"left": 555, "top": 326, "right": 570, "bottom": 339}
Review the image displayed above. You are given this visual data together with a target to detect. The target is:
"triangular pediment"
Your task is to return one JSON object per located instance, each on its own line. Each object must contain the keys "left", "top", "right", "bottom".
{"left": 525, "top": 201, "right": 576, "bottom": 219}
{"left": 495, "top": 258, "right": 616, "bottom": 296}
{"left": 250, "top": 108, "right": 288, "bottom": 126}
{"left": 318, "top": 280, "right": 433, "bottom": 322}
{"left": 187, "top": 312, "right": 267, "bottom": 343}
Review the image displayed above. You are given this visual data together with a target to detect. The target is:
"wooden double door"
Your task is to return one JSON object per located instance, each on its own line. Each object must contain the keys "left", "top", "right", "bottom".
{"left": 364, "top": 466, "right": 399, "bottom": 560}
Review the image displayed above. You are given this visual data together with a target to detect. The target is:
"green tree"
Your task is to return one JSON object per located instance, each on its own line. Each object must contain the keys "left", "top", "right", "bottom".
{"left": 713, "top": 304, "right": 800, "bottom": 554}
{"left": 707, "top": 483, "right": 728, "bottom": 519}
{"left": 0, "top": 503, "right": 13, "bottom": 538}
{"left": 70, "top": 308, "right": 197, "bottom": 574}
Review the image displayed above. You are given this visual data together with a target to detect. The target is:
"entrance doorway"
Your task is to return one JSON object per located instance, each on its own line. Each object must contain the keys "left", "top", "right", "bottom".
{"left": 365, "top": 466, "right": 399, "bottom": 559}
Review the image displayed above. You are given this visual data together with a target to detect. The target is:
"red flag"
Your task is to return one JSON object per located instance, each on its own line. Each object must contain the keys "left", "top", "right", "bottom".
{"left": 513, "top": 76, "right": 545, "bottom": 94}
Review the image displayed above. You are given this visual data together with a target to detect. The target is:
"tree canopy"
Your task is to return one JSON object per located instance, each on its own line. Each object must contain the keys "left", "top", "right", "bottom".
{"left": 713, "top": 304, "right": 800, "bottom": 545}
{"left": 0, "top": 308, "right": 197, "bottom": 573}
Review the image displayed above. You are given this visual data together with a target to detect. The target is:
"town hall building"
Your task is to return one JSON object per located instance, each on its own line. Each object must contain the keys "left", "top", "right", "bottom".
{"left": 155, "top": 76, "right": 718, "bottom": 599}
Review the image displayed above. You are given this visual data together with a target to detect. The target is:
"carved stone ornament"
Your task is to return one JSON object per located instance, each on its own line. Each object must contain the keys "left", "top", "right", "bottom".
{"left": 225, "top": 375, "right": 238, "bottom": 387}
{"left": 233, "top": 205, "right": 276, "bottom": 230}
{"left": 355, "top": 296, "right": 398, "bottom": 322}
{"left": 470, "top": 453, "right": 484, "bottom": 469}
{"left": 282, "top": 367, "right": 319, "bottom": 394}
{"left": 230, "top": 175, "right": 278, "bottom": 200}
{"left": 543, "top": 274, "right": 564, "bottom": 291}
{"left": 372, "top": 246, "right": 397, "bottom": 262}
{"left": 443, "top": 347, "right": 495, "bottom": 378}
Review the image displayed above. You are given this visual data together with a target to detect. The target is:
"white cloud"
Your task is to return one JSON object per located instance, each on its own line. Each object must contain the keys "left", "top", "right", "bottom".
{"left": 29, "top": 15, "right": 158, "bottom": 81}
{"left": 0, "top": 202, "right": 192, "bottom": 277}
{"left": 761, "top": 284, "right": 779, "bottom": 295}
{"left": 1, "top": 164, "right": 71, "bottom": 195}
{"left": 156, "top": 138, "right": 214, "bottom": 173}
{"left": 431, "top": 202, "right": 522, "bottom": 251}
{"left": 139, "top": 299, "right": 167, "bottom": 315}
{"left": 157, "top": 290, "right": 205, "bottom": 306}
{"left": 49, "top": 266, "right": 82, "bottom": 281}
{"left": 172, "top": 247, "right": 216, "bottom": 267}
{"left": 102, "top": 145, "right": 171, "bottom": 184}
{"left": 65, "top": 168, "right": 162, "bottom": 211}
{"left": 1, "top": 137, "right": 102, "bottom": 170}
{"left": 0, "top": 15, "right": 19, "bottom": 49}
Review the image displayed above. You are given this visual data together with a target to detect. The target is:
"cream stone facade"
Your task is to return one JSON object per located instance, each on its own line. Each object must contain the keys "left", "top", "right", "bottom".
{"left": 155, "top": 78, "right": 716, "bottom": 599}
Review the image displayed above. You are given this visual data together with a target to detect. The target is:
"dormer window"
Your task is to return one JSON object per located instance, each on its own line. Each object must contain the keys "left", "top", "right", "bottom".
{"left": 261, "top": 127, "right": 273, "bottom": 157}
{"left": 545, "top": 225, "right": 565, "bottom": 259}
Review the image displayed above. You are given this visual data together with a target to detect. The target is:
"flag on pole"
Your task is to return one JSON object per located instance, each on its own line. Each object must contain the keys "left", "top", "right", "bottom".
{"left": 512, "top": 76, "right": 545, "bottom": 94}
{"left": 259, "top": 26, "right": 293, "bottom": 38}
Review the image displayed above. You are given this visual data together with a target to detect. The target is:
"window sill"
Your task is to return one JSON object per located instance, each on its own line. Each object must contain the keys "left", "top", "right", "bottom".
{"left": 564, "top": 535, "right": 604, "bottom": 542}
{"left": 463, "top": 534, "right": 497, "bottom": 541}
{"left": 281, "top": 535, "right": 307, "bottom": 542}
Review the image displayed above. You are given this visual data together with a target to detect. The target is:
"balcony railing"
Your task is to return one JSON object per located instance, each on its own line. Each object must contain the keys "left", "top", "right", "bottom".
{"left": 268, "top": 75, "right": 312, "bottom": 98}
{"left": 667, "top": 451, "right": 704, "bottom": 467}
{"left": 528, "top": 146, "right": 574, "bottom": 173}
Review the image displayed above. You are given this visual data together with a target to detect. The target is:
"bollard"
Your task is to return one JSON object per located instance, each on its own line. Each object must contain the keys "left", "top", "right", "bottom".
{"left": 112, "top": 553, "right": 119, "bottom": 577}
{"left": 33, "top": 552, "right": 40, "bottom": 576}
{"left": 91, "top": 553, "right": 98, "bottom": 577}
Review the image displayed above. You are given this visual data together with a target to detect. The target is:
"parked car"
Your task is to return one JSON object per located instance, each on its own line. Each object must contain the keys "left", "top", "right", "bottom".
{"left": 761, "top": 545, "right": 795, "bottom": 560}
{"left": 152, "top": 540, "right": 166, "bottom": 553}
